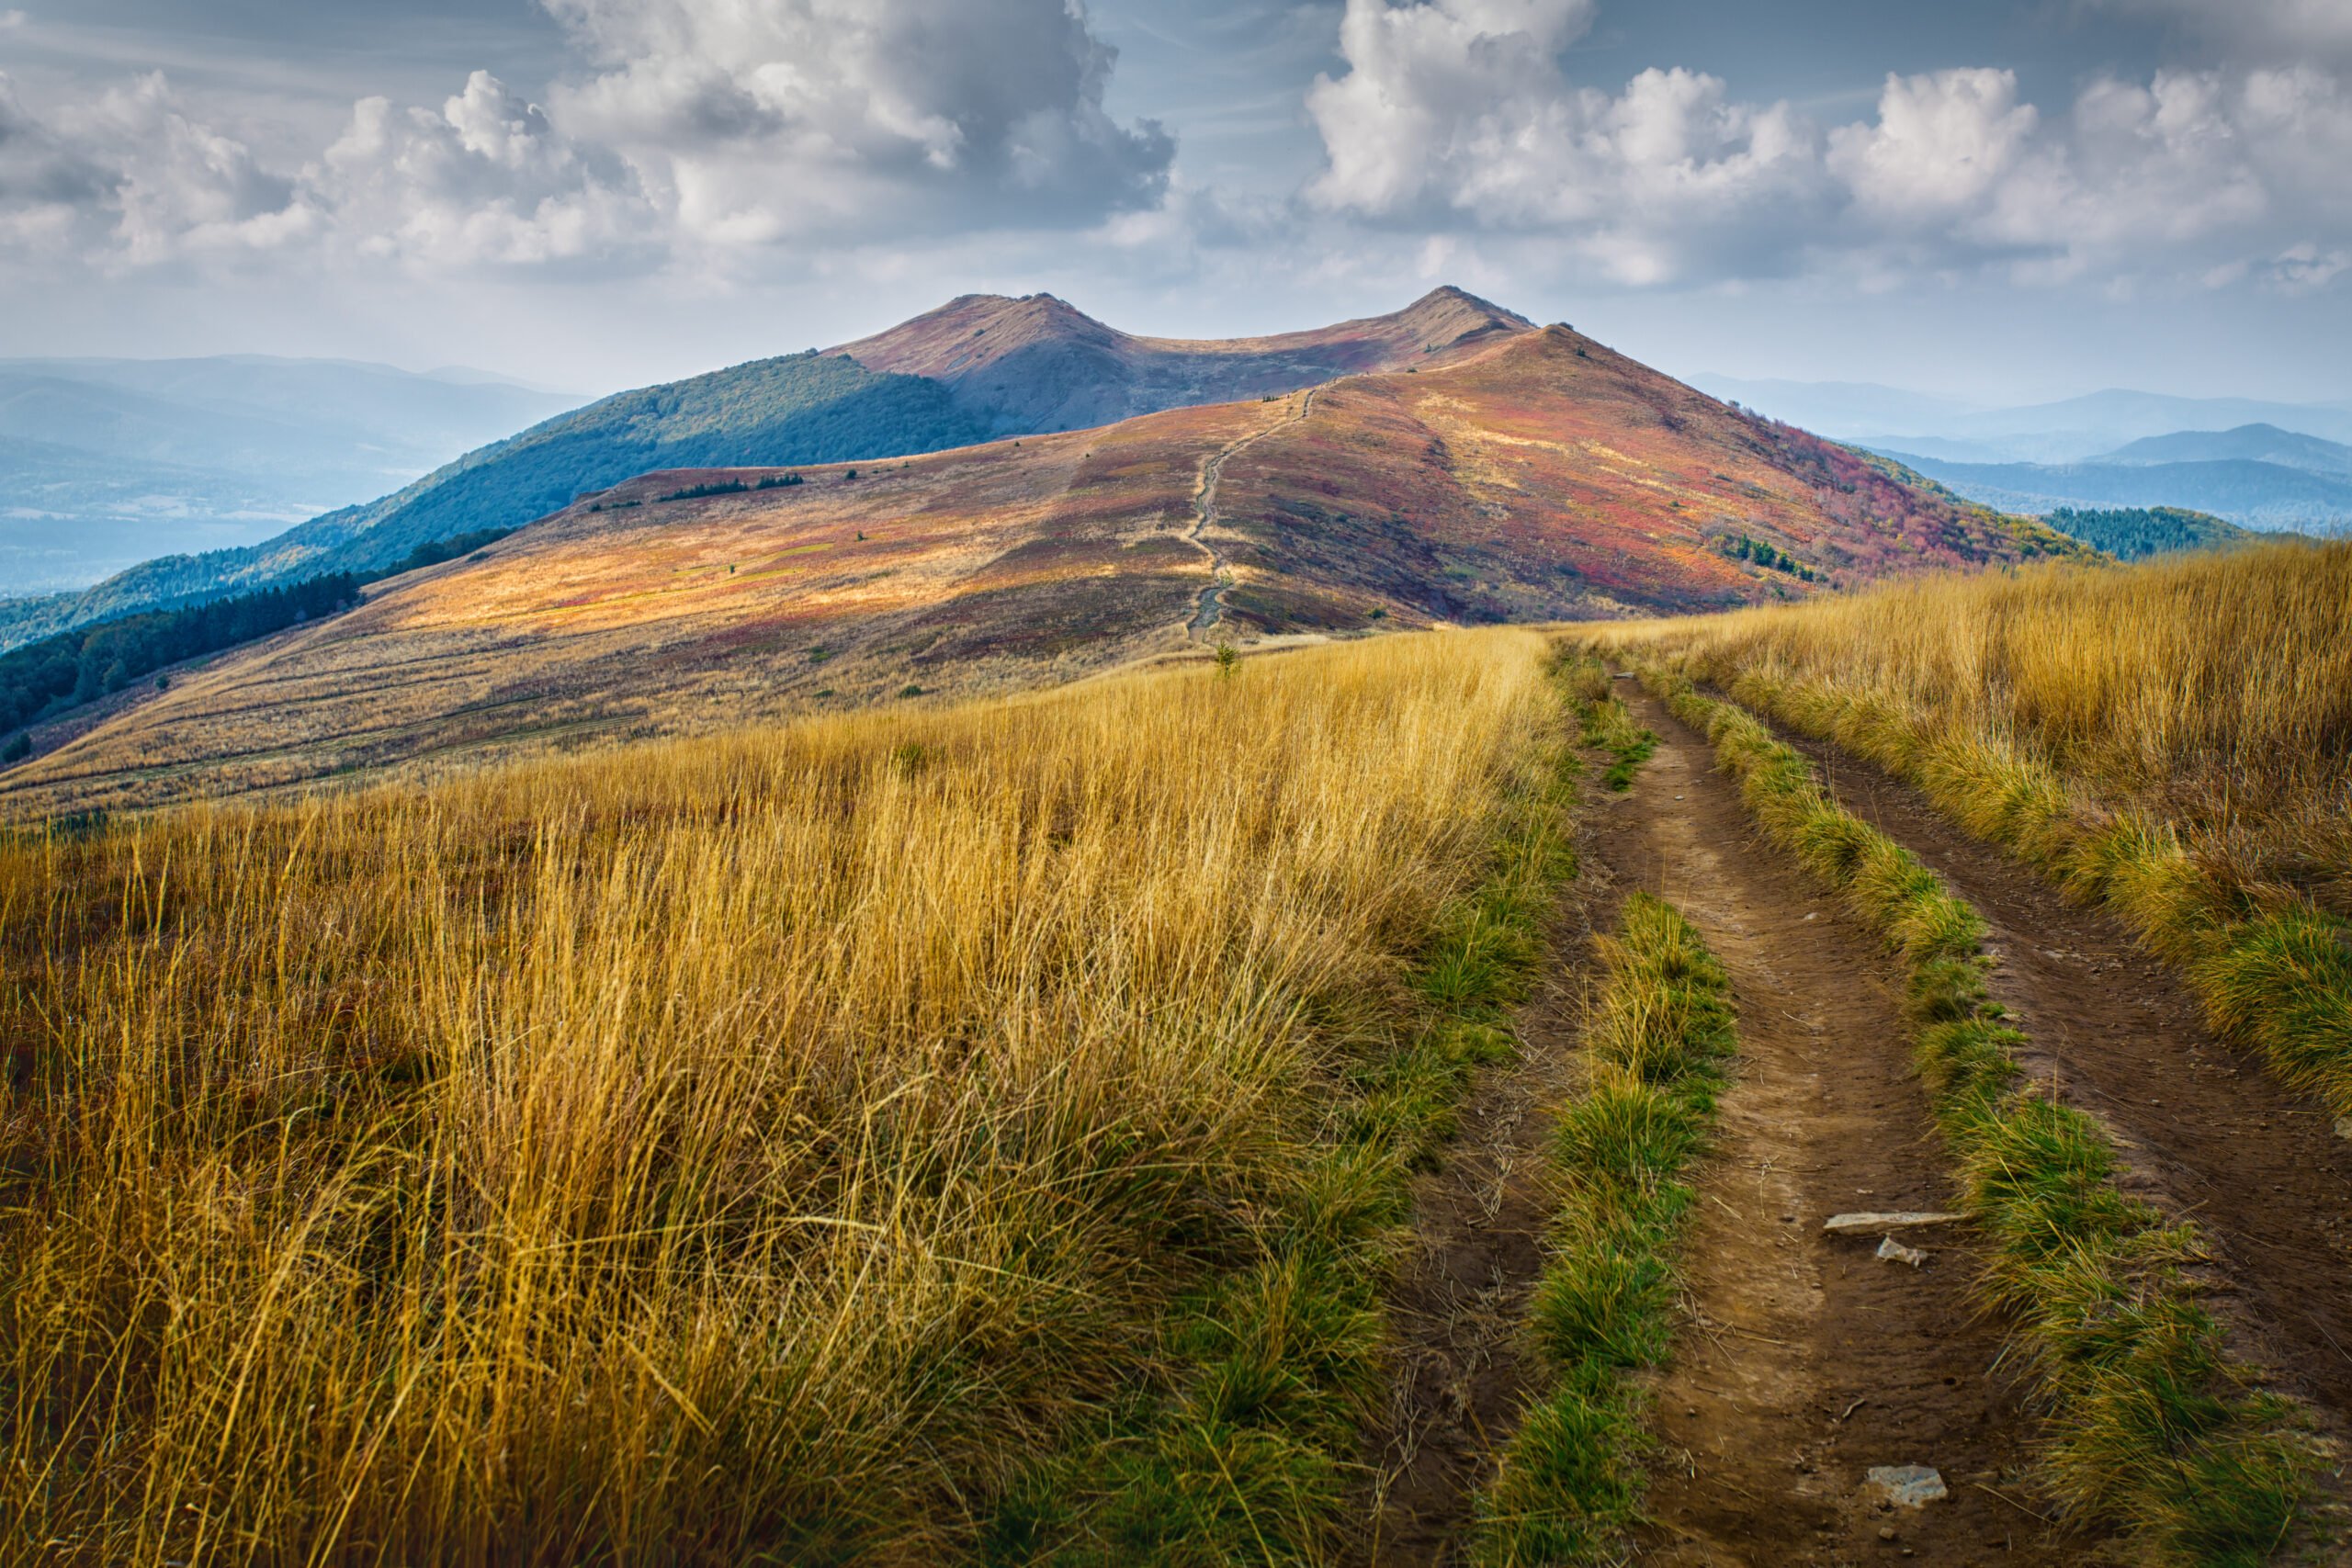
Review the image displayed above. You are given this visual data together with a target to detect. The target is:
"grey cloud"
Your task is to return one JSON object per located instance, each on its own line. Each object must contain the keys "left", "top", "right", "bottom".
{"left": 1306, "top": 0, "right": 2352, "bottom": 294}
{"left": 543, "top": 0, "right": 1175, "bottom": 240}
{"left": 0, "top": 0, "right": 1176, "bottom": 276}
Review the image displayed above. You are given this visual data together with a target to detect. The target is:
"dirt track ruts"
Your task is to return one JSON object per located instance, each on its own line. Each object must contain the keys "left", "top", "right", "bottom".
{"left": 1606, "top": 682, "right": 2078, "bottom": 1565}
{"left": 1770, "top": 718, "right": 2352, "bottom": 1440}
{"left": 1358, "top": 896, "right": 1593, "bottom": 1565}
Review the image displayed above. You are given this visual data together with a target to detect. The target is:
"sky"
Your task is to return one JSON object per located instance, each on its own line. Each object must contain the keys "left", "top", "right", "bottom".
{"left": 2, "top": 0, "right": 2349, "bottom": 404}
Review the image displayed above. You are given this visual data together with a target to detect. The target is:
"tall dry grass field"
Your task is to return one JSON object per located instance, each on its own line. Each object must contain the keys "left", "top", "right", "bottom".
{"left": 0, "top": 627, "right": 1558, "bottom": 1565}
{"left": 1583, "top": 538, "right": 2352, "bottom": 1111}
{"left": 1593, "top": 540, "right": 2352, "bottom": 895}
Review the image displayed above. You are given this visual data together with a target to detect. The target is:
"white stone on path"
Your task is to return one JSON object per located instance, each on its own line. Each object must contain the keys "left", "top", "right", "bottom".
{"left": 1867, "top": 1465, "right": 1949, "bottom": 1507}
{"left": 1876, "top": 1235, "right": 1928, "bottom": 1268}
{"left": 1823, "top": 1212, "right": 1964, "bottom": 1235}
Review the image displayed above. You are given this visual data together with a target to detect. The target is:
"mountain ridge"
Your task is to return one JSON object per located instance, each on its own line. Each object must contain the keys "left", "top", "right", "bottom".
{"left": 0, "top": 318, "right": 2083, "bottom": 814}
{"left": 831, "top": 285, "right": 1535, "bottom": 436}
{"left": 0, "top": 288, "right": 1537, "bottom": 652}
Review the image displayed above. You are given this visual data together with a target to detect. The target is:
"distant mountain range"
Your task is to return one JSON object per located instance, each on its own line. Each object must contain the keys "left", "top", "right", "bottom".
{"left": 1696, "top": 377, "right": 2352, "bottom": 465}
{"left": 1696, "top": 375, "right": 2352, "bottom": 531}
{"left": 0, "top": 357, "right": 582, "bottom": 596}
{"left": 1882, "top": 423, "right": 2352, "bottom": 533}
{"left": 0, "top": 290, "right": 1537, "bottom": 653}
{"left": 0, "top": 296, "right": 2087, "bottom": 810}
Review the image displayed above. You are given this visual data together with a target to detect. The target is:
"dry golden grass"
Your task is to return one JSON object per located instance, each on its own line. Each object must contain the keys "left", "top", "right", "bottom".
{"left": 1580, "top": 539, "right": 2352, "bottom": 1114}
{"left": 0, "top": 626, "right": 1559, "bottom": 1565}
{"left": 1589, "top": 541, "right": 2352, "bottom": 899}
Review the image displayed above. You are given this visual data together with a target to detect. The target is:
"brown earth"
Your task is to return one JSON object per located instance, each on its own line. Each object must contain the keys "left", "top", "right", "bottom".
{"left": 1358, "top": 893, "right": 1600, "bottom": 1566}
{"left": 1605, "top": 682, "right": 2082, "bottom": 1565}
{"left": 1770, "top": 721, "right": 2352, "bottom": 1446}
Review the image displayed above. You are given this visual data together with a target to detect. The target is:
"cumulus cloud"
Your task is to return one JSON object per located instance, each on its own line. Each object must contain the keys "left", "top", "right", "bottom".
{"left": 541, "top": 0, "right": 1172, "bottom": 245}
{"left": 311, "top": 72, "right": 654, "bottom": 268}
{"left": 1306, "top": 0, "right": 1826, "bottom": 283}
{"left": 0, "top": 0, "right": 1171, "bottom": 276}
{"left": 0, "top": 72, "right": 307, "bottom": 266}
{"left": 1307, "top": 0, "right": 2352, "bottom": 292}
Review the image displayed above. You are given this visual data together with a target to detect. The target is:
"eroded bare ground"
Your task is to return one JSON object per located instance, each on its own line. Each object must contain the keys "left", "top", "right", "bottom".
{"left": 1357, "top": 886, "right": 1602, "bottom": 1565}
{"left": 1767, "top": 721, "right": 2352, "bottom": 1463}
{"left": 1605, "top": 682, "right": 2082, "bottom": 1566}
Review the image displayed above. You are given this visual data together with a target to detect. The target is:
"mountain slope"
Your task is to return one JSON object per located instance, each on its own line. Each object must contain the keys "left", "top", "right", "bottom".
{"left": 2, "top": 324, "right": 2081, "bottom": 814}
{"left": 2097, "top": 423, "right": 2352, "bottom": 477}
{"left": 2042, "top": 506, "right": 2252, "bottom": 559}
{"left": 0, "top": 290, "right": 1534, "bottom": 652}
{"left": 831, "top": 285, "right": 1534, "bottom": 436}
{"left": 1883, "top": 451, "right": 2352, "bottom": 532}
{"left": 0, "top": 354, "right": 988, "bottom": 649}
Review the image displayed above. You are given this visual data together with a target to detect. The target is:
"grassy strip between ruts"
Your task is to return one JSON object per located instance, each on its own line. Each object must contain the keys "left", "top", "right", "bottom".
{"left": 1614, "top": 657, "right": 2317, "bottom": 1566}
{"left": 1469, "top": 892, "right": 1736, "bottom": 1565}
{"left": 1560, "top": 659, "right": 1657, "bottom": 793}
{"left": 982, "top": 661, "right": 1584, "bottom": 1565}
{"left": 1683, "top": 662, "right": 2352, "bottom": 1122}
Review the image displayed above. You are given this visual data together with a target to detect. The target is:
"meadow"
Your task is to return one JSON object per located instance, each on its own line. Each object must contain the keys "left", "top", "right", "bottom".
{"left": 0, "top": 627, "right": 1566, "bottom": 1565}
{"left": 1580, "top": 540, "right": 2352, "bottom": 1114}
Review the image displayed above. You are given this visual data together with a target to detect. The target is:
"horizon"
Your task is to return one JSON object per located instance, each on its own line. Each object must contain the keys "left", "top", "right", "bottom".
{"left": 11, "top": 280, "right": 2351, "bottom": 414}
{"left": 3, "top": 1, "right": 2348, "bottom": 403}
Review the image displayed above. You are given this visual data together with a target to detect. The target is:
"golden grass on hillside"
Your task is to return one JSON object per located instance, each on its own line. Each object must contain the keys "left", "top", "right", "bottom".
{"left": 1595, "top": 542, "right": 2352, "bottom": 895}
{"left": 1582, "top": 539, "right": 2352, "bottom": 1113}
{"left": 0, "top": 627, "right": 1557, "bottom": 1565}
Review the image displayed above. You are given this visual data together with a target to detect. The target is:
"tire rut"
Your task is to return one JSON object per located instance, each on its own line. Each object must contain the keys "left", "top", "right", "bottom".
{"left": 1770, "top": 720, "right": 2352, "bottom": 1444}
{"left": 1604, "top": 682, "right": 2082, "bottom": 1565}
{"left": 1358, "top": 892, "right": 1598, "bottom": 1566}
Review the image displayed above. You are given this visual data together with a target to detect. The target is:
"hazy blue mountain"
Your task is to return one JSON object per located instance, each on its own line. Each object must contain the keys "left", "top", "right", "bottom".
{"left": 0, "top": 356, "right": 582, "bottom": 594}
{"left": 1702, "top": 374, "right": 2352, "bottom": 465}
{"left": 2095, "top": 423, "right": 2352, "bottom": 477}
{"left": 1883, "top": 451, "right": 2352, "bottom": 533}
{"left": 0, "top": 352, "right": 988, "bottom": 649}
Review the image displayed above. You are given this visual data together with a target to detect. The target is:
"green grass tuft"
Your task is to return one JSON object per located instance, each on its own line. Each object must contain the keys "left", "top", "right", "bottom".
{"left": 1470, "top": 894, "right": 1736, "bottom": 1565}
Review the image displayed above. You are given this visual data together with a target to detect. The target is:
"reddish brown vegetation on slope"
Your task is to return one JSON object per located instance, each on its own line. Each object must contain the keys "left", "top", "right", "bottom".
{"left": 2, "top": 326, "right": 2076, "bottom": 813}
{"left": 831, "top": 285, "right": 1534, "bottom": 435}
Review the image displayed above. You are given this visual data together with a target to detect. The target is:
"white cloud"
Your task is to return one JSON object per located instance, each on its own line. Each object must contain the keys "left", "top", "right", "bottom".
{"left": 311, "top": 72, "right": 654, "bottom": 269}
{"left": 1306, "top": 0, "right": 2352, "bottom": 294}
{"left": 542, "top": 0, "right": 1172, "bottom": 246}
{"left": 0, "top": 72, "right": 308, "bottom": 267}
{"left": 0, "top": 0, "right": 1171, "bottom": 277}
{"left": 1826, "top": 70, "right": 2037, "bottom": 228}
{"left": 1305, "top": 0, "right": 1825, "bottom": 284}
{"left": 2267, "top": 241, "right": 2350, "bottom": 293}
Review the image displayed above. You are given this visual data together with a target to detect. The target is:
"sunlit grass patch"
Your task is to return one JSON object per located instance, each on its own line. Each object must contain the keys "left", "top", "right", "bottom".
{"left": 0, "top": 627, "right": 1573, "bottom": 1565}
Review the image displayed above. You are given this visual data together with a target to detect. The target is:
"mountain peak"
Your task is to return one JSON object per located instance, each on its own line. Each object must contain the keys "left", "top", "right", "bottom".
{"left": 831, "top": 287, "right": 1539, "bottom": 438}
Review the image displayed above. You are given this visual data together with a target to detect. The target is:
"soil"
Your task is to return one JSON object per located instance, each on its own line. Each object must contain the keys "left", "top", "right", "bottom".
{"left": 1603, "top": 682, "right": 2080, "bottom": 1566}
{"left": 1357, "top": 874, "right": 1604, "bottom": 1565}
{"left": 1356, "top": 684, "right": 2089, "bottom": 1564}
{"left": 1770, "top": 719, "right": 2352, "bottom": 1441}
